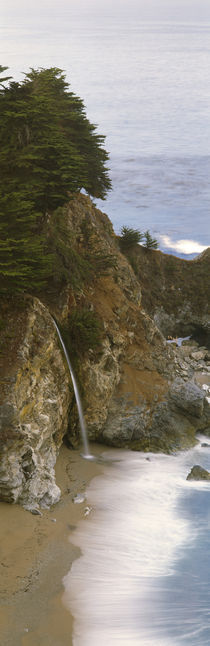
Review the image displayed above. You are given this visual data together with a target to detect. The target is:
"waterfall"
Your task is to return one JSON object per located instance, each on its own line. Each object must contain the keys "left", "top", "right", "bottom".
{"left": 53, "top": 320, "right": 93, "bottom": 459}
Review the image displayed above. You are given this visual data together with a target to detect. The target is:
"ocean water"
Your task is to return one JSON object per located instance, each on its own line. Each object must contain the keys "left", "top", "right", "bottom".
{"left": 63, "top": 437, "right": 210, "bottom": 645}
{"left": 1, "top": 6, "right": 210, "bottom": 255}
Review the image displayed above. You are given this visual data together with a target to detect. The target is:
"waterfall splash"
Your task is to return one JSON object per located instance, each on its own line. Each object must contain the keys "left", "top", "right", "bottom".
{"left": 53, "top": 320, "right": 93, "bottom": 460}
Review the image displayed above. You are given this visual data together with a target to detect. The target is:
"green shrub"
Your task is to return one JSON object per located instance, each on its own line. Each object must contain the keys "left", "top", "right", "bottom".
{"left": 61, "top": 308, "right": 103, "bottom": 356}
{"left": 119, "top": 226, "right": 144, "bottom": 251}
{"left": 86, "top": 251, "right": 117, "bottom": 275}
{"left": 143, "top": 230, "right": 159, "bottom": 249}
{"left": 47, "top": 208, "right": 92, "bottom": 288}
{"left": 119, "top": 226, "right": 159, "bottom": 253}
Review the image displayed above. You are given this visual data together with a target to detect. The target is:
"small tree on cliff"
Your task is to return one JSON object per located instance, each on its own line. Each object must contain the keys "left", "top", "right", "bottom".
{"left": 119, "top": 226, "right": 144, "bottom": 251}
{"left": 143, "top": 230, "right": 159, "bottom": 250}
{"left": 0, "top": 66, "right": 111, "bottom": 293}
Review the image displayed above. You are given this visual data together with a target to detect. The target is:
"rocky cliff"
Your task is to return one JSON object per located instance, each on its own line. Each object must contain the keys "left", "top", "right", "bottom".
{"left": 0, "top": 298, "right": 72, "bottom": 511}
{"left": 125, "top": 243, "right": 210, "bottom": 344}
{"left": 0, "top": 194, "right": 210, "bottom": 509}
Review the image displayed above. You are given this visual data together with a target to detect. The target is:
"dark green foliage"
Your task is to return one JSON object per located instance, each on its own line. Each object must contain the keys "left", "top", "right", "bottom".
{"left": 118, "top": 225, "right": 159, "bottom": 276}
{"left": 68, "top": 309, "right": 102, "bottom": 353}
{"left": 1, "top": 67, "right": 111, "bottom": 208}
{"left": 86, "top": 251, "right": 117, "bottom": 275}
{"left": 0, "top": 66, "right": 12, "bottom": 88}
{"left": 0, "top": 188, "right": 54, "bottom": 293}
{"left": 47, "top": 207, "right": 93, "bottom": 288}
{"left": 61, "top": 308, "right": 103, "bottom": 356}
{"left": 0, "top": 66, "right": 111, "bottom": 293}
{"left": 119, "top": 226, "right": 144, "bottom": 251}
{"left": 46, "top": 208, "right": 116, "bottom": 292}
{"left": 119, "top": 225, "right": 159, "bottom": 252}
{"left": 143, "top": 230, "right": 159, "bottom": 249}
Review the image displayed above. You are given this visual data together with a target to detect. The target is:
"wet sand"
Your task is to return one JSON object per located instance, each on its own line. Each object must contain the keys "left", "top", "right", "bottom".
{"left": 0, "top": 444, "right": 102, "bottom": 646}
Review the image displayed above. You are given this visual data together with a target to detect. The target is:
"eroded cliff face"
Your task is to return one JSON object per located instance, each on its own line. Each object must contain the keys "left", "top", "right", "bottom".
{"left": 0, "top": 298, "right": 72, "bottom": 511}
{"left": 125, "top": 244, "right": 210, "bottom": 344}
{"left": 0, "top": 194, "right": 209, "bottom": 509}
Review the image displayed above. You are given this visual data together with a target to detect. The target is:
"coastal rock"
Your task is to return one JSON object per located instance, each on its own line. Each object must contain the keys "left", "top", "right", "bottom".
{"left": 169, "top": 379, "right": 205, "bottom": 418}
{"left": 186, "top": 465, "right": 210, "bottom": 481}
{"left": 142, "top": 402, "right": 196, "bottom": 453}
{"left": 0, "top": 298, "right": 71, "bottom": 509}
{"left": 191, "top": 350, "right": 208, "bottom": 361}
{"left": 127, "top": 245, "right": 210, "bottom": 347}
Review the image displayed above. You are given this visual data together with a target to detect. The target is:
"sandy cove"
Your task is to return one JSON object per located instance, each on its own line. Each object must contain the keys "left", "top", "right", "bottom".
{"left": 0, "top": 444, "right": 102, "bottom": 646}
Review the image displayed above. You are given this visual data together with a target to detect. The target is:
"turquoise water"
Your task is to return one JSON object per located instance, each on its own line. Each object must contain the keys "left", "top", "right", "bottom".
{"left": 1, "top": 5, "right": 210, "bottom": 255}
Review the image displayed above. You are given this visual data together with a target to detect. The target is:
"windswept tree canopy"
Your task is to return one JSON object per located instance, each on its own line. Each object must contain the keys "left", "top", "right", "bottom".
{"left": 0, "top": 66, "right": 111, "bottom": 292}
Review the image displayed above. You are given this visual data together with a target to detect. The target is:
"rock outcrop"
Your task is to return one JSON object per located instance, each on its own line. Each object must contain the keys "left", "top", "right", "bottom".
{"left": 0, "top": 194, "right": 210, "bottom": 508}
{"left": 169, "top": 380, "right": 205, "bottom": 418}
{"left": 0, "top": 298, "right": 72, "bottom": 511}
{"left": 124, "top": 244, "right": 210, "bottom": 345}
{"left": 186, "top": 465, "right": 210, "bottom": 481}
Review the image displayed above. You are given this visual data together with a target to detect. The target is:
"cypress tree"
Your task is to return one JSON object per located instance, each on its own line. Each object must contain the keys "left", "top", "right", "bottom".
{"left": 0, "top": 66, "right": 111, "bottom": 293}
{"left": 143, "top": 230, "right": 159, "bottom": 249}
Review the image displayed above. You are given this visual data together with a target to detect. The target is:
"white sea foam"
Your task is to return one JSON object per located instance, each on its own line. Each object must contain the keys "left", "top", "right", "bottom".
{"left": 63, "top": 444, "right": 210, "bottom": 645}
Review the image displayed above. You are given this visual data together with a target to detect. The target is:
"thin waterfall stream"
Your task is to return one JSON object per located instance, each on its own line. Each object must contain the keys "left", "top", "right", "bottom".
{"left": 53, "top": 319, "right": 93, "bottom": 459}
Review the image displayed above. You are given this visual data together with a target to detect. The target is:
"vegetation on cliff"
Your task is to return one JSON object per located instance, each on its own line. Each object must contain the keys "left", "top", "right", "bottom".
{"left": 119, "top": 226, "right": 159, "bottom": 274}
{"left": 119, "top": 226, "right": 159, "bottom": 252}
{"left": 0, "top": 65, "right": 111, "bottom": 294}
{"left": 59, "top": 308, "right": 103, "bottom": 362}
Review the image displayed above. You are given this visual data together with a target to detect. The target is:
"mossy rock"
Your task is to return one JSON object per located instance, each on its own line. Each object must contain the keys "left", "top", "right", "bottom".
{"left": 186, "top": 465, "right": 210, "bottom": 481}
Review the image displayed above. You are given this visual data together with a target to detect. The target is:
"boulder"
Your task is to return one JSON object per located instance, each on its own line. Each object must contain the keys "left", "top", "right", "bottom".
{"left": 191, "top": 350, "right": 208, "bottom": 361}
{"left": 186, "top": 465, "right": 210, "bottom": 481}
{"left": 169, "top": 379, "right": 205, "bottom": 418}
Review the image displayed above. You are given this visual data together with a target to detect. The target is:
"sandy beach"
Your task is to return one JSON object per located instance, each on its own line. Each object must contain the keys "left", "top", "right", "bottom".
{"left": 0, "top": 443, "right": 102, "bottom": 646}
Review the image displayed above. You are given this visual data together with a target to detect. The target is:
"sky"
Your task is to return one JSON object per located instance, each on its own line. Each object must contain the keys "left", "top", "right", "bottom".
{"left": 2, "top": 0, "right": 210, "bottom": 23}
